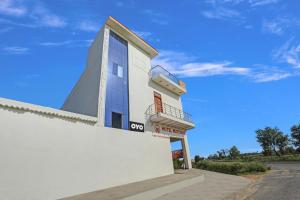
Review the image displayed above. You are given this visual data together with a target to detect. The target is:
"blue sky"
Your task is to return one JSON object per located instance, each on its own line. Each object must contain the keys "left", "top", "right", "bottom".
{"left": 1, "top": 0, "right": 300, "bottom": 157}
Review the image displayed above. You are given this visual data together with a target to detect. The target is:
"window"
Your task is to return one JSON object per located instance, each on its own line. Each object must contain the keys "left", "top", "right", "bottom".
{"left": 113, "top": 63, "right": 123, "bottom": 78}
{"left": 112, "top": 112, "right": 122, "bottom": 129}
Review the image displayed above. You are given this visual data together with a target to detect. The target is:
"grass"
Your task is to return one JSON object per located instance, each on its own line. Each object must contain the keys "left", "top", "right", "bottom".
{"left": 194, "top": 161, "right": 269, "bottom": 175}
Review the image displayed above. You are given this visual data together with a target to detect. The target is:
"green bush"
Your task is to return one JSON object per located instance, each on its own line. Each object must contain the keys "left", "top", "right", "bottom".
{"left": 240, "top": 154, "right": 300, "bottom": 162}
{"left": 195, "top": 161, "right": 268, "bottom": 175}
{"left": 173, "top": 159, "right": 184, "bottom": 169}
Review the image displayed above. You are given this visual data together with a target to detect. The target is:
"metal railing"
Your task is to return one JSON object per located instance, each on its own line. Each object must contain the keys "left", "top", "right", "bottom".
{"left": 150, "top": 65, "right": 179, "bottom": 85}
{"left": 146, "top": 103, "right": 193, "bottom": 124}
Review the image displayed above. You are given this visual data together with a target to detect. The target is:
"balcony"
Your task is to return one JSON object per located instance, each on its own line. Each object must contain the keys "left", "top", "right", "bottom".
{"left": 150, "top": 65, "right": 187, "bottom": 95}
{"left": 146, "top": 103, "right": 195, "bottom": 130}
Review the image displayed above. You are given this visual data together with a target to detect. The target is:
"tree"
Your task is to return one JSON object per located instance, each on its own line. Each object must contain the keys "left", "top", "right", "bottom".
{"left": 277, "top": 134, "right": 289, "bottom": 155}
{"left": 194, "top": 155, "right": 201, "bottom": 163}
{"left": 256, "top": 127, "right": 289, "bottom": 156}
{"left": 217, "top": 149, "right": 227, "bottom": 160}
{"left": 229, "top": 146, "right": 240, "bottom": 160}
{"left": 256, "top": 127, "right": 272, "bottom": 156}
{"left": 291, "top": 124, "right": 300, "bottom": 152}
{"left": 217, "top": 149, "right": 228, "bottom": 160}
{"left": 207, "top": 154, "right": 219, "bottom": 160}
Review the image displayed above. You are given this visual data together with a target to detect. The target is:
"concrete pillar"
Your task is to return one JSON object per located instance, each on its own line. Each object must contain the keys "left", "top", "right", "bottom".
{"left": 97, "top": 26, "right": 110, "bottom": 127}
{"left": 182, "top": 135, "right": 192, "bottom": 169}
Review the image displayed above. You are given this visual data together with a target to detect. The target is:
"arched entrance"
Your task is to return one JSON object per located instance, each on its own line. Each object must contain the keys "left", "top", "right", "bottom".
{"left": 170, "top": 136, "right": 192, "bottom": 170}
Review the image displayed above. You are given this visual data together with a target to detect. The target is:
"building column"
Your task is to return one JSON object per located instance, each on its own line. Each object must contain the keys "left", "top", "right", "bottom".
{"left": 97, "top": 26, "right": 110, "bottom": 127}
{"left": 182, "top": 135, "right": 192, "bottom": 169}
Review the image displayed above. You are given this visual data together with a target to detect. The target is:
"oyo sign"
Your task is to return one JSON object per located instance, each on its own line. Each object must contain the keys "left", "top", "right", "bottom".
{"left": 129, "top": 121, "right": 144, "bottom": 132}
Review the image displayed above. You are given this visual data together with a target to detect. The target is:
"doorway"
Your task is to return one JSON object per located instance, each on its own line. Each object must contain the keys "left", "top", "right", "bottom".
{"left": 170, "top": 138, "right": 185, "bottom": 170}
{"left": 154, "top": 92, "right": 163, "bottom": 113}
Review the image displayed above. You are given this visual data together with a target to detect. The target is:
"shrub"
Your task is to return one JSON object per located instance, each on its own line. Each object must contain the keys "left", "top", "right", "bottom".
{"left": 173, "top": 159, "right": 184, "bottom": 169}
{"left": 195, "top": 161, "right": 267, "bottom": 175}
{"left": 240, "top": 154, "right": 300, "bottom": 162}
{"left": 194, "top": 155, "right": 204, "bottom": 163}
{"left": 194, "top": 155, "right": 201, "bottom": 163}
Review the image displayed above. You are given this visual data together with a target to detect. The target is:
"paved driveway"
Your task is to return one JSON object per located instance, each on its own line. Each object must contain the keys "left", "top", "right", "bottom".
{"left": 245, "top": 162, "right": 300, "bottom": 200}
{"left": 154, "top": 170, "right": 250, "bottom": 200}
{"left": 61, "top": 169, "right": 250, "bottom": 200}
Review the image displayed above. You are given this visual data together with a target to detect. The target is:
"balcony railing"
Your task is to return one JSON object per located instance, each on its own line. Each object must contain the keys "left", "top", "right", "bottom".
{"left": 146, "top": 103, "right": 193, "bottom": 124}
{"left": 150, "top": 65, "right": 179, "bottom": 85}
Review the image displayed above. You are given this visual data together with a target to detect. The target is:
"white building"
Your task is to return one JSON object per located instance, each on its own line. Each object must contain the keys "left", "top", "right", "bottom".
{"left": 0, "top": 16, "right": 195, "bottom": 200}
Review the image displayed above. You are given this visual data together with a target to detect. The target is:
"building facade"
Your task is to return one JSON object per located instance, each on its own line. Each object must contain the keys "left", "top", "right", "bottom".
{"left": 0, "top": 16, "right": 195, "bottom": 200}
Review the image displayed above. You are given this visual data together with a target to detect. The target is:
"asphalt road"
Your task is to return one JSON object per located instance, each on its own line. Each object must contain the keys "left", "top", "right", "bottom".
{"left": 245, "top": 162, "right": 300, "bottom": 200}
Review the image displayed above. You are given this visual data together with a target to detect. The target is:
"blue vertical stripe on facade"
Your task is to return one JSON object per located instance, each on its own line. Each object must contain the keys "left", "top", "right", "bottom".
{"left": 105, "top": 31, "right": 129, "bottom": 129}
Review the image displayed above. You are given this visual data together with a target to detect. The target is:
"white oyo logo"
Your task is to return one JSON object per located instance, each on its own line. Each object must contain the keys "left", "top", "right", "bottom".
{"left": 131, "top": 123, "right": 143, "bottom": 130}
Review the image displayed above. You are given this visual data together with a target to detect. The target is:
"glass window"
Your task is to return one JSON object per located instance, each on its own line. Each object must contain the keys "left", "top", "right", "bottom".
{"left": 112, "top": 62, "right": 123, "bottom": 78}
{"left": 117, "top": 65, "right": 123, "bottom": 78}
{"left": 105, "top": 30, "right": 129, "bottom": 130}
{"left": 113, "top": 63, "right": 118, "bottom": 76}
{"left": 112, "top": 112, "right": 122, "bottom": 129}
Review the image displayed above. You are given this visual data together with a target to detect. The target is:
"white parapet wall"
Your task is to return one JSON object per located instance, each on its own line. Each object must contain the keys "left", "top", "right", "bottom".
{"left": 0, "top": 98, "right": 174, "bottom": 200}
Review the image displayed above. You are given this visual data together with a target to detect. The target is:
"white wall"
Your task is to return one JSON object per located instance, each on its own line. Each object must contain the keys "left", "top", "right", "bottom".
{"left": 0, "top": 106, "right": 174, "bottom": 200}
{"left": 0, "top": 20, "right": 191, "bottom": 200}
{"left": 150, "top": 81, "right": 183, "bottom": 110}
{"left": 61, "top": 26, "right": 105, "bottom": 118}
{"left": 128, "top": 43, "right": 153, "bottom": 124}
{"left": 127, "top": 42, "right": 183, "bottom": 128}
{"left": 61, "top": 24, "right": 183, "bottom": 127}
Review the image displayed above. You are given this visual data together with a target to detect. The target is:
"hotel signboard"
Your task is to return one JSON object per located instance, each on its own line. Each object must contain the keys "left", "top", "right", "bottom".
{"left": 153, "top": 124, "right": 185, "bottom": 139}
{"left": 129, "top": 121, "right": 144, "bottom": 132}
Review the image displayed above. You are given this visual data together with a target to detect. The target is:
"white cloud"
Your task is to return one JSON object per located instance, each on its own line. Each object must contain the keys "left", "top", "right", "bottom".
{"left": 249, "top": 0, "right": 279, "bottom": 7}
{"left": 0, "top": 2, "right": 66, "bottom": 28}
{"left": 77, "top": 20, "right": 99, "bottom": 32}
{"left": 201, "top": 0, "right": 244, "bottom": 22}
{"left": 142, "top": 9, "right": 168, "bottom": 25}
{"left": 40, "top": 14, "right": 66, "bottom": 28}
{"left": 202, "top": 0, "right": 280, "bottom": 21}
{"left": 175, "top": 62, "right": 250, "bottom": 77}
{"left": 201, "top": 0, "right": 280, "bottom": 22}
{"left": 273, "top": 39, "right": 300, "bottom": 68}
{"left": 217, "top": 0, "right": 280, "bottom": 6}
{"left": 249, "top": 64, "right": 296, "bottom": 82}
{"left": 32, "top": 5, "right": 66, "bottom": 28}
{"left": 133, "top": 30, "right": 152, "bottom": 39}
{"left": 153, "top": 50, "right": 250, "bottom": 78}
{"left": 3, "top": 46, "right": 29, "bottom": 54}
{"left": 0, "top": 17, "right": 36, "bottom": 28}
{"left": 152, "top": 50, "right": 195, "bottom": 72}
{"left": 202, "top": 7, "right": 241, "bottom": 20}
{"left": 251, "top": 70, "right": 291, "bottom": 82}
{"left": 0, "top": 0, "right": 27, "bottom": 17}
{"left": 262, "top": 19, "right": 283, "bottom": 35}
{"left": 262, "top": 17, "right": 300, "bottom": 35}
{"left": 115, "top": 0, "right": 136, "bottom": 8}
{"left": 153, "top": 50, "right": 295, "bottom": 82}
{"left": 39, "top": 40, "right": 92, "bottom": 47}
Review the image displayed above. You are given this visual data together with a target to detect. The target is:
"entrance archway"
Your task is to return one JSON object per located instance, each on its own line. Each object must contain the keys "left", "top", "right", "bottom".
{"left": 170, "top": 137, "right": 192, "bottom": 170}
